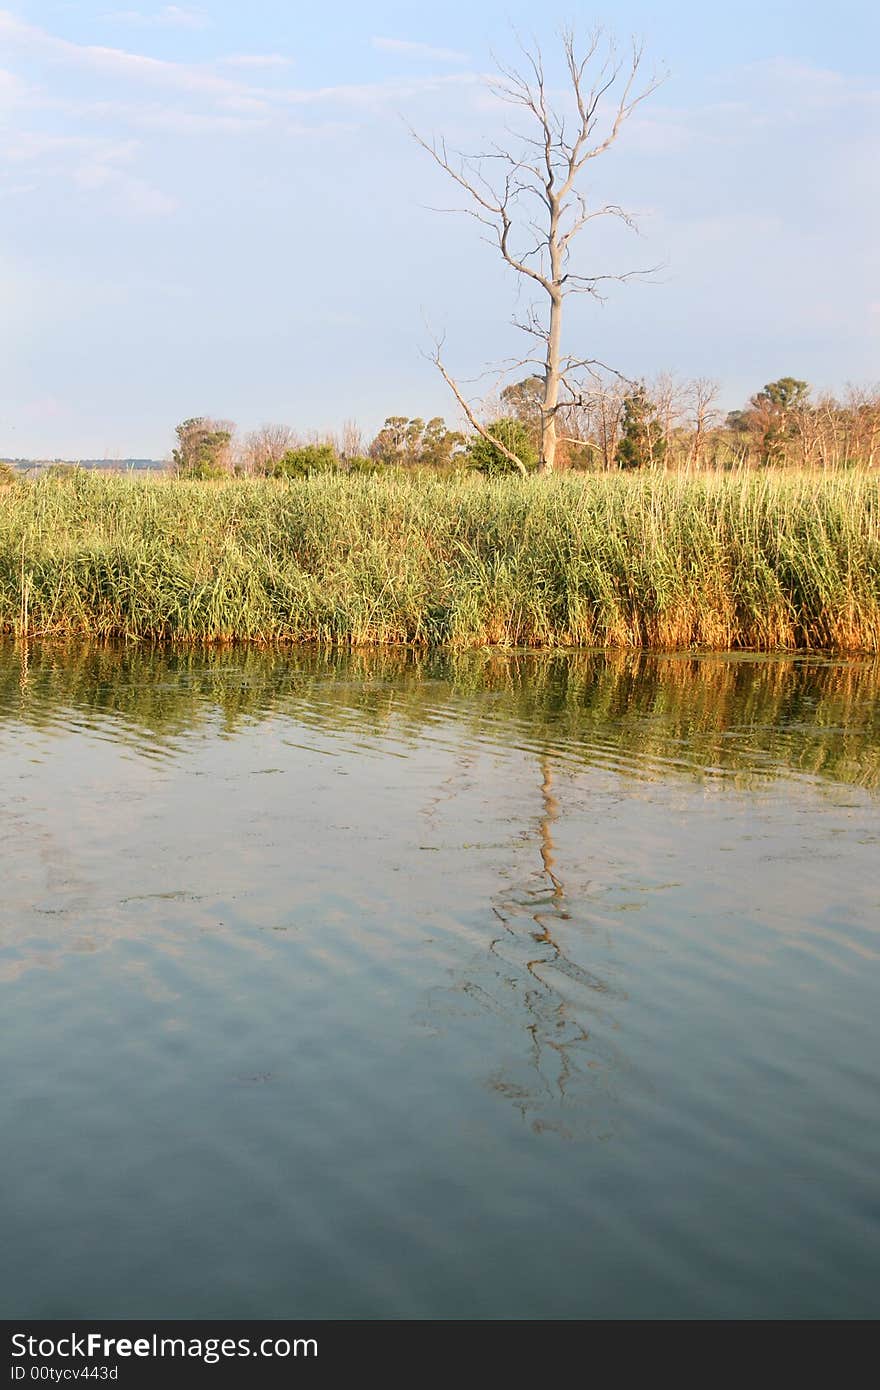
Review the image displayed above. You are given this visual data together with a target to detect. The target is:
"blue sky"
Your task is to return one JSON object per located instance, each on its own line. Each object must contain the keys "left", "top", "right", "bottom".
{"left": 1, "top": 1, "right": 878, "bottom": 457}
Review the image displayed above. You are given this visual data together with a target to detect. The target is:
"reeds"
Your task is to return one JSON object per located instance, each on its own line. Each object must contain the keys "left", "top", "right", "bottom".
{"left": 1, "top": 469, "right": 878, "bottom": 650}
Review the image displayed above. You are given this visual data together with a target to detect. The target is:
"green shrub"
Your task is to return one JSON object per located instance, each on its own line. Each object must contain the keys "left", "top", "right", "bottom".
{"left": 272, "top": 443, "right": 339, "bottom": 478}
{"left": 467, "top": 419, "right": 539, "bottom": 475}
{"left": 344, "top": 456, "right": 386, "bottom": 476}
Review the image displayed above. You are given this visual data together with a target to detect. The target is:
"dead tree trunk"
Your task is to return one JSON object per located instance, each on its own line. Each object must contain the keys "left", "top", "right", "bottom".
{"left": 414, "top": 29, "right": 662, "bottom": 473}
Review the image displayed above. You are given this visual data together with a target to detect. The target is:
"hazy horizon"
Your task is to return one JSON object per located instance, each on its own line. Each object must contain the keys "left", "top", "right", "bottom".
{"left": 2, "top": 0, "right": 878, "bottom": 458}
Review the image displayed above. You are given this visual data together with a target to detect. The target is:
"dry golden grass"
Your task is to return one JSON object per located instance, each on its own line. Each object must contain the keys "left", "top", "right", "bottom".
{"left": 1, "top": 469, "right": 878, "bottom": 650}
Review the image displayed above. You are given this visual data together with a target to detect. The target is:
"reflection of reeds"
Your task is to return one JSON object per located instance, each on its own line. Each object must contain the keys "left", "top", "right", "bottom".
{"left": 2, "top": 642, "right": 878, "bottom": 790}
{"left": 1, "top": 470, "right": 879, "bottom": 649}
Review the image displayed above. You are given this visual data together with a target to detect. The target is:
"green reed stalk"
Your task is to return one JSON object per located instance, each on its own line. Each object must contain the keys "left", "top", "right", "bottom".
{"left": 0, "top": 469, "right": 878, "bottom": 650}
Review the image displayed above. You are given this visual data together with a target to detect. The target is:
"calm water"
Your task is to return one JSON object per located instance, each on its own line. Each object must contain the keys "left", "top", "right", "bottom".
{"left": 2, "top": 643, "right": 879, "bottom": 1319}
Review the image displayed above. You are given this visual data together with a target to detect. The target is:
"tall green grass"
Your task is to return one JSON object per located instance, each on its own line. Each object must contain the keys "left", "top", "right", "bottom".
{"left": 1, "top": 470, "right": 878, "bottom": 650}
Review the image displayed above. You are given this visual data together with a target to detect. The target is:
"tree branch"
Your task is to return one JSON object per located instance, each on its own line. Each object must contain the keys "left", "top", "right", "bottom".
{"left": 428, "top": 341, "right": 529, "bottom": 477}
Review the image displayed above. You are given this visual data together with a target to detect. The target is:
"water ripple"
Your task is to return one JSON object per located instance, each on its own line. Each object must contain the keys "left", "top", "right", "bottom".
{"left": 2, "top": 642, "right": 880, "bottom": 1317}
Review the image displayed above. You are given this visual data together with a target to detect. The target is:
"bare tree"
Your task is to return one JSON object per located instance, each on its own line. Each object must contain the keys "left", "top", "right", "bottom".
{"left": 845, "top": 384, "right": 880, "bottom": 469}
{"left": 415, "top": 28, "right": 662, "bottom": 472}
{"left": 239, "top": 423, "right": 299, "bottom": 476}
{"left": 792, "top": 396, "right": 824, "bottom": 469}
{"left": 579, "top": 370, "right": 629, "bottom": 470}
{"left": 685, "top": 378, "right": 720, "bottom": 472}
{"left": 651, "top": 371, "right": 687, "bottom": 465}
{"left": 552, "top": 367, "right": 625, "bottom": 469}
{"left": 340, "top": 418, "right": 364, "bottom": 461}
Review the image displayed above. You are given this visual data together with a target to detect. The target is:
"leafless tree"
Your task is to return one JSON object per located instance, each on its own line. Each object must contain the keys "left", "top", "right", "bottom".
{"left": 239, "top": 423, "right": 298, "bottom": 475}
{"left": 340, "top": 418, "right": 364, "bottom": 460}
{"left": 845, "top": 384, "right": 880, "bottom": 469}
{"left": 573, "top": 370, "right": 629, "bottom": 470}
{"left": 651, "top": 371, "right": 687, "bottom": 464}
{"left": 551, "top": 368, "right": 625, "bottom": 469}
{"left": 684, "top": 378, "right": 720, "bottom": 471}
{"left": 792, "top": 396, "right": 825, "bottom": 469}
{"left": 414, "top": 28, "right": 662, "bottom": 472}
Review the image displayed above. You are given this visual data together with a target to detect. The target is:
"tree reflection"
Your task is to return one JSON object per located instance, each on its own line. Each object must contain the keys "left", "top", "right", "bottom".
{"left": 2, "top": 640, "right": 878, "bottom": 790}
{"left": 4, "top": 640, "right": 877, "bottom": 1133}
{"left": 418, "top": 745, "right": 628, "bottom": 1138}
{"left": 483, "top": 750, "right": 625, "bottom": 1132}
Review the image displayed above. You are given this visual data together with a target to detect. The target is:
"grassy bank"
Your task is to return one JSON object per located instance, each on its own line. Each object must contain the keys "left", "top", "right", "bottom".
{"left": 1, "top": 470, "right": 879, "bottom": 650}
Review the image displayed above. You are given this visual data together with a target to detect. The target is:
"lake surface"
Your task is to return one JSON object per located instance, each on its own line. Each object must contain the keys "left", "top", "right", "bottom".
{"left": 2, "top": 643, "right": 879, "bottom": 1319}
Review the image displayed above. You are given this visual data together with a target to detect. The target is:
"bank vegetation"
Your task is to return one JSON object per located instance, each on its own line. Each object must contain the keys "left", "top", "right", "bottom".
{"left": 1, "top": 469, "right": 878, "bottom": 651}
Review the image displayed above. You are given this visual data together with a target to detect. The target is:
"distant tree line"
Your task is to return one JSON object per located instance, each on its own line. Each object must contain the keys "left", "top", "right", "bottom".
{"left": 168, "top": 375, "right": 880, "bottom": 481}
{"left": 171, "top": 415, "right": 468, "bottom": 479}
{"left": 0, "top": 457, "right": 163, "bottom": 477}
{"left": 479, "top": 373, "right": 880, "bottom": 472}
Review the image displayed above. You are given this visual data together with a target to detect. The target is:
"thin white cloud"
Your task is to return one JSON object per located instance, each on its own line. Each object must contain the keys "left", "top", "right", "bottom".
{"left": 0, "top": 10, "right": 246, "bottom": 100}
{"left": 280, "top": 72, "right": 478, "bottom": 109}
{"left": 627, "top": 56, "right": 880, "bottom": 158}
{"left": 104, "top": 6, "right": 208, "bottom": 28}
{"left": 372, "top": 36, "right": 469, "bottom": 64}
{"left": 2, "top": 130, "right": 138, "bottom": 165}
{"left": 73, "top": 159, "right": 177, "bottom": 214}
{"left": 0, "top": 9, "right": 482, "bottom": 224}
{"left": 0, "top": 65, "right": 29, "bottom": 107}
{"left": 747, "top": 57, "right": 880, "bottom": 107}
{"left": 0, "top": 11, "right": 477, "bottom": 111}
{"left": 0, "top": 124, "right": 175, "bottom": 215}
{"left": 218, "top": 54, "right": 293, "bottom": 70}
{"left": 128, "top": 106, "right": 270, "bottom": 134}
